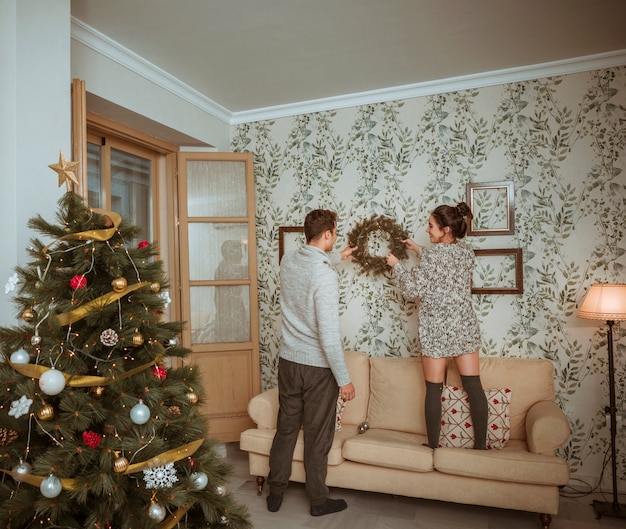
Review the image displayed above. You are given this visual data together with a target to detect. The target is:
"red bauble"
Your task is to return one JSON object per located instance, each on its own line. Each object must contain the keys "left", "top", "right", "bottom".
{"left": 70, "top": 275, "right": 87, "bottom": 290}
{"left": 152, "top": 365, "right": 167, "bottom": 380}
{"left": 82, "top": 430, "right": 102, "bottom": 448}
{"left": 137, "top": 240, "right": 150, "bottom": 249}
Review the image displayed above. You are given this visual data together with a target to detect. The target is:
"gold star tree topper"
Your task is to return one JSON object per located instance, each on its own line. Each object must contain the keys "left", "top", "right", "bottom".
{"left": 49, "top": 151, "right": 80, "bottom": 191}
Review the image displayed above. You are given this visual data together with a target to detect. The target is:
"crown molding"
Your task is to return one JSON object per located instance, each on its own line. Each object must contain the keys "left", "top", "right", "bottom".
{"left": 71, "top": 18, "right": 626, "bottom": 127}
{"left": 70, "top": 17, "right": 232, "bottom": 124}
{"left": 232, "top": 49, "right": 626, "bottom": 124}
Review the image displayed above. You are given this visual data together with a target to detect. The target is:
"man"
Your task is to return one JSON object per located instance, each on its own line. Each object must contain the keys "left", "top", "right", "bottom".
{"left": 267, "top": 209, "right": 356, "bottom": 516}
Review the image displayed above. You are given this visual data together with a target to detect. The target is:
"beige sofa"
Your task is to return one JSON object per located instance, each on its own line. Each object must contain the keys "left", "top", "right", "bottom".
{"left": 240, "top": 352, "right": 571, "bottom": 529}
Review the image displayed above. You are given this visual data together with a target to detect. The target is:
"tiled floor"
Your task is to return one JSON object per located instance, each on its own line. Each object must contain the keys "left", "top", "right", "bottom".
{"left": 224, "top": 443, "right": 626, "bottom": 529}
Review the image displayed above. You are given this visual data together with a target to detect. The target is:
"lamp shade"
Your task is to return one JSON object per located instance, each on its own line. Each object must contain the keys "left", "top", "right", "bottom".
{"left": 577, "top": 283, "right": 626, "bottom": 321}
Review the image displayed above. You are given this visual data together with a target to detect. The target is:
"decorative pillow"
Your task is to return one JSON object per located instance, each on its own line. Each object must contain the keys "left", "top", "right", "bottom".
{"left": 439, "top": 386, "right": 511, "bottom": 449}
{"left": 335, "top": 393, "right": 347, "bottom": 431}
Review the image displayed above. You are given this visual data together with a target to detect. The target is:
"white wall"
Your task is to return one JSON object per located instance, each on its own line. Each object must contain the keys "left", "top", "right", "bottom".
{"left": 0, "top": 0, "right": 71, "bottom": 326}
{"left": 71, "top": 35, "right": 231, "bottom": 151}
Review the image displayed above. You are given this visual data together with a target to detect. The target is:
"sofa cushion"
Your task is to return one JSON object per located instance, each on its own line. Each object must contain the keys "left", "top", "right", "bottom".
{"left": 239, "top": 427, "right": 356, "bottom": 466}
{"left": 439, "top": 386, "right": 511, "bottom": 449}
{"left": 434, "top": 439, "right": 570, "bottom": 486}
{"left": 342, "top": 429, "right": 434, "bottom": 472}
{"left": 341, "top": 351, "right": 370, "bottom": 426}
{"left": 446, "top": 357, "right": 555, "bottom": 440}
{"left": 367, "top": 356, "right": 426, "bottom": 434}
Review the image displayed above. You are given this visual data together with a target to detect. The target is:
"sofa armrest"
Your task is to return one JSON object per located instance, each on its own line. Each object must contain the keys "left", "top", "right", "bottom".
{"left": 247, "top": 387, "right": 279, "bottom": 429}
{"left": 526, "top": 400, "right": 570, "bottom": 455}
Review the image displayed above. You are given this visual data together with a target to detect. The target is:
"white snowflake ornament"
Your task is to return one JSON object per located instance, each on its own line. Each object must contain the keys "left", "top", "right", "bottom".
{"left": 143, "top": 462, "right": 179, "bottom": 489}
{"left": 159, "top": 290, "right": 171, "bottom": 308}
{"left": 5, "top": 273, "right": 18, "bottom": 294}
{"left": 9, "top": 395, "right": 33, "bottom": 419}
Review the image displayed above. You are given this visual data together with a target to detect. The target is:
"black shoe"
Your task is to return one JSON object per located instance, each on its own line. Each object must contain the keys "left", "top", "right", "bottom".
{"left": 310, "top": 498, "right": 347, "bottom": 516}
{"left": 266, "top": 492, "right": 283, "bottom": 512}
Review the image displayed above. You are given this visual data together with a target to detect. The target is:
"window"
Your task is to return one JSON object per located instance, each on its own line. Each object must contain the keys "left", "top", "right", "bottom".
{"left": 86, "top": 133, "right": 155, "bottom": 240}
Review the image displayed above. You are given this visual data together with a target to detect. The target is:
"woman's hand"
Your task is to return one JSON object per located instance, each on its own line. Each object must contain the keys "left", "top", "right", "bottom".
{"left": 385, "top": 253, "right": 400, "bottom": 267}
{"left": 403, "top": 238, "right": 421, "bottom": 253}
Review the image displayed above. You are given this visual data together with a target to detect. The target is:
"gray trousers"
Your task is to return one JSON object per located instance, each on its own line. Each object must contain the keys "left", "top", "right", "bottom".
{"left": 268, "top": 357, "right": 338, "bottom": 505}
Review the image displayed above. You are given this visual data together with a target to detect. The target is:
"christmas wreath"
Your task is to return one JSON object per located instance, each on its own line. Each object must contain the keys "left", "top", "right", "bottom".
{"left": 347, "top": 215, "right": 409, "bottom": 275}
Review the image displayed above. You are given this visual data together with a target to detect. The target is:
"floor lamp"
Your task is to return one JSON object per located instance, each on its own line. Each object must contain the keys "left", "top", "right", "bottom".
{"left": 578, "top": 283, "right": 626, "bottom": 519}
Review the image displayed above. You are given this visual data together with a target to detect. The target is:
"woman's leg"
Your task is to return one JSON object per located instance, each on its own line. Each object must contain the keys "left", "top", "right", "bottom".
{"left": 454, "top": 351, "right": 488, "bottom": 450}
{"left": 421, "top": 357, "right": 447, "bottom": 448}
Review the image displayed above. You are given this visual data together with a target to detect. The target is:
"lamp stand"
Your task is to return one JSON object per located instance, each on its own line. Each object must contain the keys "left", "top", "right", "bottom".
{"left": 593, "top": 320, "right": 626, "bottom": 519}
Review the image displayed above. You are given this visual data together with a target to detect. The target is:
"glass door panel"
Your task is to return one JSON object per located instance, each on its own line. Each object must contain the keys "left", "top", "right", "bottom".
{"left": 187, "top": 223, "right": 249, "bottom": 281}
{"left": 187, "top": 160, "right": 247, "bottom": 217}
{"left": 190, "top": 285, "right": 251, "bottom": 344}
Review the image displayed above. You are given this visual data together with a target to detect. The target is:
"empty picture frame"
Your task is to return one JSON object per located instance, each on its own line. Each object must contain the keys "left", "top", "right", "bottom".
{"left": 278, "top": 226, "right": 305, "bottom": 262}
{"left": 466, "top": 181, "right": 514, "bottom": 236}
{"left": 472, "top": 248, "right": 523, "bottom": 294}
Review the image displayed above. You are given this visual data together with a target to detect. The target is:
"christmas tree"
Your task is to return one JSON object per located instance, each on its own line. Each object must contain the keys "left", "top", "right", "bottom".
{"left": 0, "top": 188, "right": 251, "bottom": 529}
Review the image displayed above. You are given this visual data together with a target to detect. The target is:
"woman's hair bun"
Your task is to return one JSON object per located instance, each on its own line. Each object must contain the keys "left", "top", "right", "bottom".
{"left": 456, "top": 202, "right": 472, "bottom": 220}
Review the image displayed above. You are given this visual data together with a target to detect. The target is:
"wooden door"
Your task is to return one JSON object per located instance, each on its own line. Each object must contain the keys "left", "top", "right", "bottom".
{"left": 177, "top": 152, "right": 260, "bottom": 442}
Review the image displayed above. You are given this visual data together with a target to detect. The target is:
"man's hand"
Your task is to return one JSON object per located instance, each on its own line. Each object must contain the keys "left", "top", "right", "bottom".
{"left": 339, "top": 382, "right": 356, "bottom": 401}
{"left": 340, "top": 246, "right": 356, "bottom": 260}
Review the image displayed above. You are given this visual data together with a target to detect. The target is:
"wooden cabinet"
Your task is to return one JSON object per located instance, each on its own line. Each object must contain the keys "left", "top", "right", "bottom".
{"left": 176, "top": 152, "right": 260, "bottom": 442}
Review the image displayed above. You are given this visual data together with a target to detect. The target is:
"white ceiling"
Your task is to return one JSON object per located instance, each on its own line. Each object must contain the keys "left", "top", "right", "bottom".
{"left": 71, "top": 0, "right": 626, "bottom": 120}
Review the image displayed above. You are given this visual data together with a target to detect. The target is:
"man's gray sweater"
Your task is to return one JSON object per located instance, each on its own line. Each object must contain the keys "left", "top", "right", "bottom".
{"left": 279, "top": 245, "right": 351, "bottom": 387}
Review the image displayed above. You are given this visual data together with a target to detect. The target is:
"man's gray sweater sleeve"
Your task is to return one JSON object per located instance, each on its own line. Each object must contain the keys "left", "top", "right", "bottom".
{"left": 313, "top": 266, "right": 351, "bottom": 387}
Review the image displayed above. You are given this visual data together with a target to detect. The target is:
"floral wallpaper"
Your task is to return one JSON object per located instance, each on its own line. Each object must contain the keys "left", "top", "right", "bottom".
{"left": 231, "top": 67, "right": 626, "bottom": 485}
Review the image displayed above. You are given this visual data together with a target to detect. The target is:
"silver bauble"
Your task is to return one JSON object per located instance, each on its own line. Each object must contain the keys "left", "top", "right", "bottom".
{"left": 190, "top": 471, "right": 208, "bottom": 490}
{"left": 215, "top": 484, "right": 226, "bottom": 496}
{"left": 40, "top": 474, "right": 62, "bottom": 498}
{"left": 39, "top": 368, "right": 66, "bottom": 396}
{"left": 12, "top": 460, "right": 32, "bottom": 481}
{"left": 148, "top": 501, "right": 166, "bottom": 522}
{"left": 10, "top": 348, "right": 30, "bottom": 364}
{"left": 130, "top": 401, "right": 151, "bottom": 425}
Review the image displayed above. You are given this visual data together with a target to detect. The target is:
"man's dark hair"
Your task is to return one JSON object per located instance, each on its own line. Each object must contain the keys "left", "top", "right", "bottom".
{"left": 304, "top": 209, "right": 337, "bottom": 242}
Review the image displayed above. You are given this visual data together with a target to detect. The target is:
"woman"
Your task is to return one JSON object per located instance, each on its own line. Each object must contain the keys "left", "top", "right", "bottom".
{"left": 385, "top": 202, "right": 488, "bottom": 450}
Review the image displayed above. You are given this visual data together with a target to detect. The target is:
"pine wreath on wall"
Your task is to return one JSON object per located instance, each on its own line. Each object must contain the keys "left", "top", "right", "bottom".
{"left": 347, "top": 215, "right": 409, "bottom": 275}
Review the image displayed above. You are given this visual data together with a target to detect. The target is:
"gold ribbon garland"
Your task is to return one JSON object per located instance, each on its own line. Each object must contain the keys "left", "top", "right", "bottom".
{"left": 41, "top": 209, "right": 122, "bottom": 255}
{"left": 0, "top": 469, "right": 77, "bottom": 490}
{"left": 157, "top": 502, "right": 195, "bottom": 529}
{"left": 56, "top": 281, "right": 150, "bottom": 327}
{"left": 124, "top": 439, "right": 204, "bottom": 474}
{"left": 0, "top": 439, "right": 202, "bottom": 493}
{"left": 9, "top": 355, "right": 161, "bottom": 387}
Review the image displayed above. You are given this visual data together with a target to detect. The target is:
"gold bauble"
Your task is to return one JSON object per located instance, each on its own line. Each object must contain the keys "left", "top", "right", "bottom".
{"left": 22, "top": 308, "right": 35, "bottom": 322}
{"left": 132, "top": 329, "right": 144, "bottom": 347}
{"left": 186, "top": 390, "right": 198, "bottom": 405}
{"left": 37, "top": 403, "right": 55, "bottom": 421}
{"left": 90, "top": 386, "right": 105, "bottom": 399}
{"left": 150, "top": 282, "right": 161, "bottom": 293}
{"left": 111, "top": 277, "right": 127, "bottom": 292}
{"left": 113, "top": 455, "right": 129, "bottom": 473}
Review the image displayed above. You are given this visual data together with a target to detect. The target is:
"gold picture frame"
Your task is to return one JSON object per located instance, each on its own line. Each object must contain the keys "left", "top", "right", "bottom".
{"left": 472, "top": 248, "right": 523, "bottom": 295}
{"left": 466, "top": 181, "right": 514, "bottom": 236}
{"left": 278, "top": 226, "right": 305, "bottom": 262}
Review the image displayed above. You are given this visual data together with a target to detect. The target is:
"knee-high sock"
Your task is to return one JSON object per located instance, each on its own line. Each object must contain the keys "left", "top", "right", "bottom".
{"left": 425, "top": 381, "right": 443, "bottom": 448}
{"left": 461, "top": 375, "right": 488, "bottom": 450}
